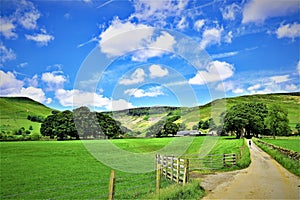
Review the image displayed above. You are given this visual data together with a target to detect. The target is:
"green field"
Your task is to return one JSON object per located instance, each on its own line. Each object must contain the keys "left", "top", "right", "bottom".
{"left": 261, "top": 137, "right": 300, "bottom": 152}
{"left": 0, "top": 136, "right": 248, "bottom": 199}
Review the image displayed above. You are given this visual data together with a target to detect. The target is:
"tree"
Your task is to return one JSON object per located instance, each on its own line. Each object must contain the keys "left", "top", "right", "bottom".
{"left": 265, "top": 104, "right": 290, "bottom": 138}
{"left": 223, "top": 102, "right": 268, "bottom": 138}
{"left": 163, "top": 122, "right": 179, "bottom": 136}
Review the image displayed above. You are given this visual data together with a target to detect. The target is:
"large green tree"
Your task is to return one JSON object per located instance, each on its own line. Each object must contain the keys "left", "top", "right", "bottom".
{"left": 223, "top": 102, "right": 268, "bottom": 138}
{"left": 265, "top": 104, "right": 290, "bottom": 138}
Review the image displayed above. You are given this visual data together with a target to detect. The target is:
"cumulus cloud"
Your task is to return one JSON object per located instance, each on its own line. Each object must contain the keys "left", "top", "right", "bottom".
{"left": 221, "top": 3, "right": 240, "bottom": 21}
{"left": 285, "top": 84, "right": 298, "bottom": 91}
{"left": 224, "top": 31, "right": 233, "bottom": 43}
{"left": 242, "top": 0, "right": 299, "bottom": 24}
{"left": 276, "top": 23, "right": 300, "bottom": 40}
{"left": 0, "top": 42, "right": 16, "bottom": 63}
{"left": 0, "top": 70, "right": 51, "bottom": 104}
{"left": 233, "top": 88, "right": 245, "bottom": 94}
{"left": 132, "top": 31, "right": 176, "bottom": 62}
{"left": 149, "top": 64, "right": 168, "bottom": 78}
{"left": 269, "top": 75, "right": 290, "bottom": 83}
{"left": 200, "top": 27, "right": 223, "bottom": 49}
{"left": 189, "top": 61, "right": 234, "bottom": 85}
{"left": 119, "top": 68, "right": 145, "bottom": 85}
{"left": 99, "top": 18, "right": 176, "bottom": 61}
{"left": 0, "top": 70, "right": 23, "bottom": 95}
{"left": 176, "top": 16, "right": 188, "bottom": 30}
{"left": 41, "top": 71, "right": 66, "bottom": 90}
{"left": 0, "top": 17, "right": 17, "bottom": 39}
{"left": 194, "top": 19, "right": 205, "bottom": 32}
{"left": 18, "top": 87, "right": 52, "bottom": 104}
{"left": 124, "top": 86, "right": 164, "bottom": 98}
{"left": 99, "top": 18, "right": 154, "bottom": 57}
{"left": 130, "top": 0, "right": 188, "bottom": 27}
{"left": 55, "top": 89, "right": 110, "bottom": 107}
{"left": 247, "top": 83, "right": 261, "bottom": 91}
{"left": 25, "top": 30, "right": 54, "bottom": 46}
{"left": 106, "top": 99, "right": 134, "bottom": 111}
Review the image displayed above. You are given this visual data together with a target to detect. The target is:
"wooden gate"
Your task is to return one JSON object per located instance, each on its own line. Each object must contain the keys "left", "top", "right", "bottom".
{"left": 156, "top": 154, "right": 189, "bottom": 185}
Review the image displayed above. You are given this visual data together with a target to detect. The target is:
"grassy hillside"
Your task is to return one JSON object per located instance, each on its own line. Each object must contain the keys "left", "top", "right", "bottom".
{"left": 0, "top": 97, "right": 54, "bottom": 134}
{"left": 113, "top": 92, "right": 300, "bottom": 133}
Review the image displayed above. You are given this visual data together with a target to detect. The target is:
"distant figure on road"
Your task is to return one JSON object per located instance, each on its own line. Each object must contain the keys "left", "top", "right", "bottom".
{"left": 249, "top": 140, "right": 251, "bottom": 148}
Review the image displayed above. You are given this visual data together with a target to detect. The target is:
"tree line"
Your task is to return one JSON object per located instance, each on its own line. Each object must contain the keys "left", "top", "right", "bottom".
{"left": 40, "top": 106, "right": 124, "bottom": 140}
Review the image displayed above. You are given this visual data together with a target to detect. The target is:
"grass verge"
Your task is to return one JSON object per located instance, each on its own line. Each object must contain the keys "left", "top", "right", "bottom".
{"left": 253, "top": 138, "right": 300, "bottom": 177}
{"left": 142, "top": 180, "right": 205, "bottom": 199}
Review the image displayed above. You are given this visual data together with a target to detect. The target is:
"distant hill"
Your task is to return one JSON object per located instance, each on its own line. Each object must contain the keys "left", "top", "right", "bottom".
{"left": 109, "top": 92, "right": 300, "bottom": 134}
{"left": 0, "top": 97, "right": 54, "bottom": 133}
{"left": 1, "top": 92, "right": 299, "bottom": 135}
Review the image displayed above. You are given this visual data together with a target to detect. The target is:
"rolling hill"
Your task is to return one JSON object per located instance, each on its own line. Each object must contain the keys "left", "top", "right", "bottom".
{"left": 0, "top": 97, "right": 54, "bottom": 133}
{"left": 0, "top": 92, "right": 299, "bottom": 135}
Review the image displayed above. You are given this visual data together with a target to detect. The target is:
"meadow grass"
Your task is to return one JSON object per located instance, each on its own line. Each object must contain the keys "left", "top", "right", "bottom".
{"left": 0, "top": 137, "right": 249, "bottom": 199}
{"left": 253, "top": 138, "right": 300, "bottom": 177}
{"left": 261, "top": 137, "right": 300, "bottom": 152}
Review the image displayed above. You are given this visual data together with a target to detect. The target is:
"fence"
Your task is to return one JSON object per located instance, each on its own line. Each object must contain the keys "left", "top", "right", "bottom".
{"left": 182, "top": 153, "right": 237, "bottom": 171}
{"left": 155, "top": 154, "right": 189, "bottom": 185}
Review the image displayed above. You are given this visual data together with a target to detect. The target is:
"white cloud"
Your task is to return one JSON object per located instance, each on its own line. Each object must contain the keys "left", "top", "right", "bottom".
{"left": 276, "top": 23, "right": 300, "bottom": 40}
{"left": 18, "top": 9, "right": 40, "bottom": 30}
{"left": 224, "top": 31, "right": 233, "bottom": 43}
{"left": 42, "top": 71, "right": 66, "bottom": 85}
{"left": 25, "top": 74, "right": 38, "bottom": 87}
{"left": 132, "top": 31, "right": 176, "bottom": 62}
{"left": 242, "top": 0, "right": 299, "bottom": 24}
{"left": 194, "top": 19, "right": 205, "bottom": 32}
{"left": 124, "top": 86, "right": 164, "bottom": 98}
{"left": 149, "top": 64, "right": 168, "bottom": 78}
{"left": 216, "top": 81, "right": 234, "bottom": 92}
{"left": 0, "top": 70, "right": 23, "bottom": 95}
{"left": 55, "top": 89, "right": 110, "bottom": 107}
{"left": 18, "top": 87, "right": 52, "bottom": 104}
{"left": 99, "top": 18, "right": 154, "bottom": 57}
{"left": 285, "top": 84, "right": 298, "bottom": 91}
{"left": 25, "top": 31, "right": 54, "bottom": 46}
{"left": 247, "top": 83, "right": 261, "bottom": 91}
{"left": 176, "top": 16, "right": 188, "bottom": 30}
{"left": 0, "top": 17, "right": 17, "bottom": 39}
{"left": 297, "top": 61, "right": 300, "bottom": 75}
{"left": 0, "top": 42, "right": 16, "bottom": 63}
{"left": 189, "top": 60, "right": 234, "bottom": 85}
{"left": 211, "top": 51, "right": 238, "bottom": 59}
{"left": 0, "top": 70, "right": 51, "bottom": 104}
{"left": 200, "top": 27, "right": 223, "bottom": 49}
{"left": 233, "top": 88, "right": 245, "bottom": 94}
{"left": 119, "top": 68, "right": 145, "bottom": 85}
{"left": 131, "top": 0, "right": 188, "bottom": 27}
{"left": 106, "top": 99, "right": 134, "bottom": 111}
{"left": 270, "top": 75, "right": 290, "bottom": 83}
{"left": 42, "top": 71, "right": 66, "bottom": 90}
{"left": 221, "top": 3, "right": 240, "bottom": 21}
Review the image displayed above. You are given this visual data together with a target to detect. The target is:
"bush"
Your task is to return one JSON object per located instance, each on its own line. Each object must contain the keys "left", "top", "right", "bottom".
{"left": 30, "top": 132, "right": 42, "bottom": 140}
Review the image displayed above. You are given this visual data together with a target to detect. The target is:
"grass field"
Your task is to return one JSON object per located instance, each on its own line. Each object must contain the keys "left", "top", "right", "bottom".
{"left": 261, "top": 137, "right": 300, "bottom": 152}
{"left": 0, "top": 136, "right": 247, "bottom": 199}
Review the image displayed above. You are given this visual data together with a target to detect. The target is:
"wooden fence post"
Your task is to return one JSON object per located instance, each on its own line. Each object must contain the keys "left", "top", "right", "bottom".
{"left": 156, "top": 164, "right": 161, "bottom": 195}
{"left": 176, "top": 158, "right": 180, "bottom": 183}
{"left": 108, "top": 170, "right": 116, "bottom": 200}
{"left": 183, "top": 159, "right": 189, "bottom": 185}
{"left": 233, "top": 154, "right": 236, "bottom": 165}
{"left": 223, "top": 154, "right": 226, "bottom": 167}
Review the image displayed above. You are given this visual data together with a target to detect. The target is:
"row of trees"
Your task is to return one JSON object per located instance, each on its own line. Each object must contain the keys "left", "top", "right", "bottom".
{"left": 40, "top": 107, "right": 124, "bottom": 140}
{"left": 223, "top": 103, "right": 290, "bottom": 138}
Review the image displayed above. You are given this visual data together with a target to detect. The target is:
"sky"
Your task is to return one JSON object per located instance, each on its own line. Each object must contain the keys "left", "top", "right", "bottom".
{"left": 0, "top": 0, "right": 299, "bottom": 111}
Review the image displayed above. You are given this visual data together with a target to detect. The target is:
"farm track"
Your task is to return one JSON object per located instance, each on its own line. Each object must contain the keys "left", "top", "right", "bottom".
{"left": 200, "top": 140, "right": 300, "bottom": 199}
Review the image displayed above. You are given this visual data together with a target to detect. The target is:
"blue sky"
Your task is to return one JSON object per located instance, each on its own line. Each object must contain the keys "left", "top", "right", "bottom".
{"left": 0, "top": 0, "right": 299, "bottom": 111}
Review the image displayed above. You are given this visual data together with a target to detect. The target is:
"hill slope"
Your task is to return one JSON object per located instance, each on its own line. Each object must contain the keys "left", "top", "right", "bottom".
{"left": 0, "top": 97, "right": 54, "bottom": 133}
{"left": 112, "top": 92, "right": 300, "bottom": 133}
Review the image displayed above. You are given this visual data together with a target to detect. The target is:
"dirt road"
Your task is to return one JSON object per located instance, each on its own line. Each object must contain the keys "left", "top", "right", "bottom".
{"left": 201, "top": 140, "right": 300, "bottom": 199}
